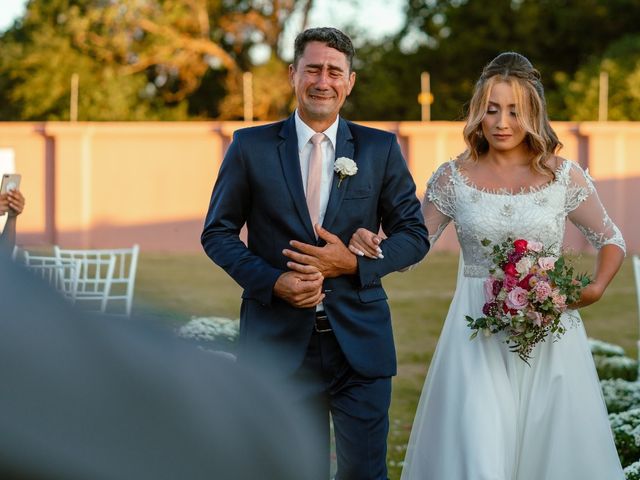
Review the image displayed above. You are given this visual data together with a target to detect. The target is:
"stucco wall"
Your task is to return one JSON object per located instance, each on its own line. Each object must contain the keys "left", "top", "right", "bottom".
{"left": 0, "top": 120, "right": 637, "bottom": 253}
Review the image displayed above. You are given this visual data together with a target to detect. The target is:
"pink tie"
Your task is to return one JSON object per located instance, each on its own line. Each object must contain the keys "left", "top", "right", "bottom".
{"left": 306, "top": 133, "right": 324, "bottom": 233}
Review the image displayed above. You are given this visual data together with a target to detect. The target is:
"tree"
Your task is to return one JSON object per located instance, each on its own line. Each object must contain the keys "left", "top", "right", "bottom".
{"left": 556, "top": 34, "right": 640, "bottom": 121}
{"left": 349, "top": 0, "right": 640, "bottom": 120}
{"left": 0, "top": 0, "right": 313, "bottom": 121}
{"left": 66, "top": 0, "right": 313, "bottom": 119}
{"left": 0, "top": 0, "right": 189, "bottom": 120}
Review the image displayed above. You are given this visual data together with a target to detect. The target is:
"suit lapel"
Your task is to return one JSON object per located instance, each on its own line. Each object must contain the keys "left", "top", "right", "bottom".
{"left": 322, "top": 118, "right": 355, "bottom": 233}
{"left": 278, "top": 115, "right": 316, "bottom": 240}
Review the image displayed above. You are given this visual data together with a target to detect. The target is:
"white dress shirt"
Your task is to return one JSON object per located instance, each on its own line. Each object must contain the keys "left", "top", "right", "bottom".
{"left": 294, "top": 111, "right": 339, "bottom": 313}
{"left": 294, "top": 110, "right": 339, "bottom": 229}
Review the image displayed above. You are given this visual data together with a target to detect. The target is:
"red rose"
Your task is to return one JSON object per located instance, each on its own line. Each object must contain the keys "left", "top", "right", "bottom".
{"left": 502, "top": 303, "right": 517, "bottom": 315}
{"left": 518, "top": 274, "right": 534, "bottom": 291}
{"left": 514, "top": 239, "right": 528, "bottom": 253}
{"left": 504, "top": 263, "right": 518, "bottom": 277}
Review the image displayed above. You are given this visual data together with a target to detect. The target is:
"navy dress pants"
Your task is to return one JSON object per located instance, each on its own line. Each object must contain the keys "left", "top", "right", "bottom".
{"left": 292, "top": 328, "right": 391, "bottom": 480}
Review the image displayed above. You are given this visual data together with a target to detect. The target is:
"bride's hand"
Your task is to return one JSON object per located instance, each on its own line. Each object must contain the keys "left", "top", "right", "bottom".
{"left": 348, "top": 228, "right": 383, "bottom": 259}
{"left": 569, "top": 282, "right": 604, "bottom": 309}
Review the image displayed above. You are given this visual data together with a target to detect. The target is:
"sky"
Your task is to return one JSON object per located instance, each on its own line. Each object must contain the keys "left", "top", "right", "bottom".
{"left": 0, "top": 0, "right": 406, "bottom": 39}
{"left": 0, "top": 0, "right": 28, "bottom": 32}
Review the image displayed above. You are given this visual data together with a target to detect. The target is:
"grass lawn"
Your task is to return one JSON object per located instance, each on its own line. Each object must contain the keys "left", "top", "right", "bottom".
{"left": 134, "top": 251, "right": 638, "bottom": 480}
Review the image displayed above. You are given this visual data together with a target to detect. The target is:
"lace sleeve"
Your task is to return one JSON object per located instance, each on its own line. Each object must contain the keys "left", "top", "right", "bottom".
{"left": 423, "top": 162, "right": 455, "bottom": 246}
{"left": 565, "top": 162, "right": 626, "bottom": 254}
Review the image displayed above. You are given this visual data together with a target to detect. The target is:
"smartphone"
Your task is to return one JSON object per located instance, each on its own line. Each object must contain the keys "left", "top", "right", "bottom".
{"left": 0, "top": 174, "right": 21, "bottom": 194}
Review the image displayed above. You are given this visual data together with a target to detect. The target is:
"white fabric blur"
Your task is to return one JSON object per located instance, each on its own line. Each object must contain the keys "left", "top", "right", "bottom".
{"left": 401, "top": 159, "right": 625, "bottom": 480}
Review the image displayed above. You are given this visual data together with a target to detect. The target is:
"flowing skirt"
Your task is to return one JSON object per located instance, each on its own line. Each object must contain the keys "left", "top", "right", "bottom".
{"left": 400, "top": 257, "right": 624, "bottom": 480}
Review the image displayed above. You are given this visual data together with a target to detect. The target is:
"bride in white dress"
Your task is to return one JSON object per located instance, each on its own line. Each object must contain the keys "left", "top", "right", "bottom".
{"left": 349, "top": 52, "right": 626, "bottom": 479}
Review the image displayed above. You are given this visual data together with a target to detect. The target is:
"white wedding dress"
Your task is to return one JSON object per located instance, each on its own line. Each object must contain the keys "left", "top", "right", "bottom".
{"left": 401, "top": 159, "right": 626, "bottom": 480}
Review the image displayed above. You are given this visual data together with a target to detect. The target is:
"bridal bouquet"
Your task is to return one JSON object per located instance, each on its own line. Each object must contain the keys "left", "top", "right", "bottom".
{"left": 466, "top": 238, "right": 590, "bottom": 362}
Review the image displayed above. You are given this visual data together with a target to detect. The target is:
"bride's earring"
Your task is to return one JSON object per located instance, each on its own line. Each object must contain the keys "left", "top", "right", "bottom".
{"left": 476, "top": 129, "right": 484, "bottom": 139}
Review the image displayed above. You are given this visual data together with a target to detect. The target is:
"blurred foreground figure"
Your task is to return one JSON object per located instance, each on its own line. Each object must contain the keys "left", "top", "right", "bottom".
{"left": 0, "top": 255, "right": 320, "bottom": 480}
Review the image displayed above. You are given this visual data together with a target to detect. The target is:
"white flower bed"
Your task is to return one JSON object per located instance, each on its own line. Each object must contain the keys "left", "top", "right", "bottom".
{"left": 610, "top": 408, "right": 640, "bottom": 467}
{"left": 602, "top": 379, "right": 640, "bottom": 413}
{"left": 178, "top": 316, "right": 239, "bottom": 342}
{"left": 589, "top": 337, "right": 626, "bottom": 357}
{"left": 625, "top": 460, "right": 640, "bottom": 480}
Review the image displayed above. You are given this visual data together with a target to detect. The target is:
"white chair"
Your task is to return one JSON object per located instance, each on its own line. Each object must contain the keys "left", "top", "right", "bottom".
{"left": 22, "top": 253, "right": 82, "bottom": 303}
{"left": 54, "top": 245, "right": 139, "bottom": 316}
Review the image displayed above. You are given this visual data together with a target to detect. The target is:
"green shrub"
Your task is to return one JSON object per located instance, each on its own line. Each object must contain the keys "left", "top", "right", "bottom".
{"left": 589, "top": 337, "right": 626, "bottom": 357}
{"left": 610, "top": 408, "right": 640, "bottom": 467}
{"left": 595, "top": 355, "right": 639, "bottom": 381}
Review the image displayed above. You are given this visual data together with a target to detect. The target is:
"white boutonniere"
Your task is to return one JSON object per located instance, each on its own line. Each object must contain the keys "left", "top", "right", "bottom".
{"left": 333, "top": 157, "right": 358, "bottom": 188}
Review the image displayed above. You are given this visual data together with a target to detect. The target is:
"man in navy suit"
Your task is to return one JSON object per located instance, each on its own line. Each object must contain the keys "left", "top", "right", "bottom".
{"left": 202, "top": 27, "right": 429, "bottom": 480}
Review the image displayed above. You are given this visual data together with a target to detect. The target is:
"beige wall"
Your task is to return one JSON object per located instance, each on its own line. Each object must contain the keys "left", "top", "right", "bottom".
{"left": 0, "top": 120, "right": 637, "bottom": 253}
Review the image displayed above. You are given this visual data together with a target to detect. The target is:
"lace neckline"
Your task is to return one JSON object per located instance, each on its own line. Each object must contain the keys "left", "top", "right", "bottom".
{"left": 450, "top": 159, "right": 568, "bottom": 197}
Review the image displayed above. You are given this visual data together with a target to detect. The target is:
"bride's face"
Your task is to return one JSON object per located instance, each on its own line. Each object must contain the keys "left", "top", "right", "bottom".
{"left": 481, "top": 81, "right": 527, "bottom": 153}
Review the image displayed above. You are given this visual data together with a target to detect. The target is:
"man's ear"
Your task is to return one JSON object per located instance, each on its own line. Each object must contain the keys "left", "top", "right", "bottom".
{"left": 347, "top": 71, "right": 356, "bottom": 95}
{"left": 288, "top": 64, "right": 296, "bottom": 86}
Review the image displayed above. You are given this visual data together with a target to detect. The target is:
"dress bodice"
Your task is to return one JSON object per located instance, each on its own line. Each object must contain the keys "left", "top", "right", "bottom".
{"left": 424, "top": 160, "right": 626, "bottom": 277}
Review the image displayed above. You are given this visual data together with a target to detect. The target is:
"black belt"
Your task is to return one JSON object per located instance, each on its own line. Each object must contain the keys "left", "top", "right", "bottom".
{"left": 314, "top": 311, "right": 332, "bottom": 333}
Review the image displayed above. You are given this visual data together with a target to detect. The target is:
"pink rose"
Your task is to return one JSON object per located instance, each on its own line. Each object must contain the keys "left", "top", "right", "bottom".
{"left": 551, "top": 291, "right": 567, "bottom": 310}
{"left": 503, "top": 274, "right": 518, "bottom": 291}
{"left": 527, "top": 310, "right": 543, "bottom": 327}
{"left": 505, "top": 286, "right": 529, "bottom": 311}
{"left": 484, "top": 278, "right": 496, "bottom": 302}
{"left": 527, "top": 240, "right": 543, "bottom": 252}
{"left": 534, "top": 281, "right": 552, "bottom": 302}
{"left": 538, "top": 256, "right": 557, "bottom": 271}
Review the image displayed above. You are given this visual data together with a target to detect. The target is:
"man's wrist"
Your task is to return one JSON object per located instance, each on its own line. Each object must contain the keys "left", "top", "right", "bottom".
{"left": 344, "top": 253, "right": 358, "bottom": 275}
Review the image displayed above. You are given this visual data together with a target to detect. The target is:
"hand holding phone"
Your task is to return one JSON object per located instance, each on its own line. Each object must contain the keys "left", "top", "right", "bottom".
{"left": 1, "top": 174, "right": 23, "bottom": 217}
{"left": 1, "top": 174, "right": 21, "bottom": 194}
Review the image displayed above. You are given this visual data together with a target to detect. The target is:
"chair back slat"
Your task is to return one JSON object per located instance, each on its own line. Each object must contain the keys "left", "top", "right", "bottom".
{"left": 22, "top": 253, "right": 81, "bottom": 302}
{"left": 53, "top": 244, "right": 139, "bottom": 316}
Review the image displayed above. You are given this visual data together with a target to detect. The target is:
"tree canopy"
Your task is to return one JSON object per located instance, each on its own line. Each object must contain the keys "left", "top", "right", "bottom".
{"left": 348, "top": 0, "right": 640, "bottom": 120}
{"left": 1, "top": 0, "right": 640, "bottom": 121}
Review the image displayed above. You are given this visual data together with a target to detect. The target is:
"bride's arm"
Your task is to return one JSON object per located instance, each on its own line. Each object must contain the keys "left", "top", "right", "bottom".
{"left": 570, "top": 244, "right": 624, "bottom": 308}
{"left": 565, "top": 163, "right": 625, "bottom": 308}
{"left": 349, "top": 162, "right": 455, "bottom": 260}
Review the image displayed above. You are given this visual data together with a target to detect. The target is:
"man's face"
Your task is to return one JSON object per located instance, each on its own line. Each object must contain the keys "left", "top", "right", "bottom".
{"left": 289, "top": 41, "right": 356, "bottom": 129}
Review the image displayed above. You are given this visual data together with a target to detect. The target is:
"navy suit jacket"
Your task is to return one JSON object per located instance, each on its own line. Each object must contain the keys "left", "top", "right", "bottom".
{"left": 202, "top": 115, "right": 429, "bottom": 378}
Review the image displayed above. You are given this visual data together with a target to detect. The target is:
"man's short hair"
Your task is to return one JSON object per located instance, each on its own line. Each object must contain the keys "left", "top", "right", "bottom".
{"left": 292, "top": 27, "right": 355, "bottom": 71}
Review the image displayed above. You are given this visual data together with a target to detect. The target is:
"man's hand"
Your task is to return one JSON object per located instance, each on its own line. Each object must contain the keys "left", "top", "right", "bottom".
{"left": 273, "top": 268, "right": 325, "bottom": 308}
{"left": 283, "top": 225, "right": 358, "bottom": 279}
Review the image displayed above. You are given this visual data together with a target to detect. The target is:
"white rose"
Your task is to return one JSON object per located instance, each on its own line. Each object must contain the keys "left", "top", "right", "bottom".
{"left": 538, "top": 256, "right": 557, "bottom": 271}
{"left": 515, "top": 256, "right": 533, "bottom": 276}
{"left": 527, "top": 240, "right": 543, "bottom": 252}
{"left": 334, "top": 157, "right": 358, "bottom": 176}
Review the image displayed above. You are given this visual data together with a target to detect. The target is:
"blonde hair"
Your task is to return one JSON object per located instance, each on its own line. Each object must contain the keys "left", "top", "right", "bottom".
{"left": 461, "top": 52, "right": 561, "bottom": 179}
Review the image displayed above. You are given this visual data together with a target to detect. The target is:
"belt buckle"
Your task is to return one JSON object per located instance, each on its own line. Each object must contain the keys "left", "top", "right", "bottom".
{"left": 314, "top": 313, "right": 332, "bottom": 333}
